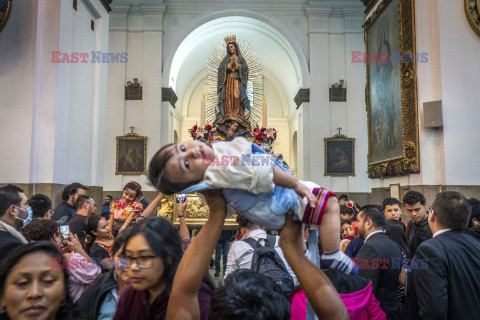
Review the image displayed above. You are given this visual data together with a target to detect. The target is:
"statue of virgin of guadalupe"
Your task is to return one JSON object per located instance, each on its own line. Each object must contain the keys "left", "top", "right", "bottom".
{"left": 217, "top": 35, "right": 251, "bottom": 122}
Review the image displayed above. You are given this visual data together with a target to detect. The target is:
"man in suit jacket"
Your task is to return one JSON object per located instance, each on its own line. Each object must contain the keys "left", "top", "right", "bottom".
{"left": 408, "top": 191, "right": 480, "bottom": 320}
{"left": 356, "top": 205, "right": 403, "bottom": 320}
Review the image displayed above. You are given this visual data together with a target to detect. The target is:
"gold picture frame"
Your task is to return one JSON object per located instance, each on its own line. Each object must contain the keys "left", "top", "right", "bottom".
{"left": 157, "top": 194, "right": 238, "bottom": 228}
{"left": 364, "top": 0, "right": 420, "bottom": 179}
{"left": 324, "top": 134, "right": 355, "bottom": 176}
{"left": 465, "top": 0, "right": 480, "bottom": 38}
{"left": 0, "top": 1, "right": 12, "bottom": 33}
{"left": 115, "top": 132, "right": 147, "bottom": 175}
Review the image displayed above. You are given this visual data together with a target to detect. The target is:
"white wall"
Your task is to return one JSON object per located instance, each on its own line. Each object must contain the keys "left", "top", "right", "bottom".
{"left": 0, "top": 0, "right": 38, "bottom": 183}
{"left": 438, "top": 0, "right": 480, "bottom": 185}
{"left": 0, "top": 0, "right": 109, "bottom": 187}
{"left": 305, "top": 4, "right": 369, "bottom": 192}
{"left": 103, "top": 4, "right": 165, "bottom": 192}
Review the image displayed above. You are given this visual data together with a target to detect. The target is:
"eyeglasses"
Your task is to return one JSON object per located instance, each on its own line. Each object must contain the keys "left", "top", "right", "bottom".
{"left": 118, "top": 254, "right": 157, "bottom": 269}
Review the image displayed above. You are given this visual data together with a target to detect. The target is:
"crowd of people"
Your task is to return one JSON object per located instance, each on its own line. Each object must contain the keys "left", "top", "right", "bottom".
{"left": 0, "top": 156, "right": 479, "bottom": 319}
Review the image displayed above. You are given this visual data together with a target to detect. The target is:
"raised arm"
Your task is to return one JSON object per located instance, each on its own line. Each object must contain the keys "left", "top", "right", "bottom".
{"left": 141, "top": 192, "right": 164, "bottom": 217}
{"left": 279, "top": 212, "right": 349, "bottom": 320}
{"left": 166, "top": 190, "right": 227, "bottom": 320}
{"left": 177, "top": 198, "right": 190, "bottom": 241}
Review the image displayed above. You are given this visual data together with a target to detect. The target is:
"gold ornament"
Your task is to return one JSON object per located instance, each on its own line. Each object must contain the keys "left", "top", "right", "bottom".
{"left": 224, "top": 34, "right": 237, "bottom": 44}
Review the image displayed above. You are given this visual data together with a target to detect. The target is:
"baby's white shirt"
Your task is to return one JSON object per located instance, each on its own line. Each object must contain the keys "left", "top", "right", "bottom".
{"left": 203, "top": 138, "right": 275, "bottom": 194}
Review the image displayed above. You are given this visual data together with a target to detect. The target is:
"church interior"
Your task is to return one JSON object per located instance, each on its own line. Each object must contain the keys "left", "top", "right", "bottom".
{"left": 1, "top": 0, "right": 479, "bottom": 217}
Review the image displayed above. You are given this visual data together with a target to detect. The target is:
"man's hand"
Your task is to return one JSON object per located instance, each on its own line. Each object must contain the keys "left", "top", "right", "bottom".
{"left": 279, "top": 211, "right": 303, "bottom": 251}
{"left": 200, "top": 189, "right": 227, "bottom": 216}
{"left": 293, "top": 181, "right": 316, "bottom": 207}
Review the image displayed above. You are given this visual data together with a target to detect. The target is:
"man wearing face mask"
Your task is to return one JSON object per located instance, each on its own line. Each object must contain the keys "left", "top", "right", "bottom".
{"left": 0, "top": 184, "right": 29, "bottom": 262}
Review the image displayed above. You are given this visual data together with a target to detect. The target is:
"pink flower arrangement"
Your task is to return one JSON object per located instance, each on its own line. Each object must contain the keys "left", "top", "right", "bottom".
{"left": 189, "top": 124, "right": 214, "bottom": 142}
{"left": 253, "top": 127, "right": 277, "bottom": 146}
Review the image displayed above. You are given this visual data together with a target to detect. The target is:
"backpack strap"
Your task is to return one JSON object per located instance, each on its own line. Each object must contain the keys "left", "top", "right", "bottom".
{"left": 264, "top": 234, "right": 277, "bottom": 248}
{"left": 242, "top": 237, "right": 259, "bottom": 249}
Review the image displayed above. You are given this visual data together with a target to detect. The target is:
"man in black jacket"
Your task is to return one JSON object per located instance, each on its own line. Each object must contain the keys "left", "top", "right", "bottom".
{"left": 356, "top": 205, "right": 403, "bottom": 320}
{"left": 403, "top": 191, "right": 432, "bottom": 255}
{"left": 408, "top": 191, "right": 480, "bottom": 319}
{"left": 52, "top": 182, "right": 86, "bottom": 224}
{"left": 0, "top": 185, "right": 29, "bottom": 262}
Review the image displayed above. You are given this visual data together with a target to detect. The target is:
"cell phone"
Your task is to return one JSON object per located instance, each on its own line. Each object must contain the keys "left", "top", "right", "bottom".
{"left": 176, "top": 194, "right": 187, "bottom": 203}
{"left": 60, "top": 225, "right": 70, "bottom": 244}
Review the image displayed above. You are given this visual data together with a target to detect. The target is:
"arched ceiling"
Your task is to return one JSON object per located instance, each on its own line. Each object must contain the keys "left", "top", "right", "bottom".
{"left": 169, "top": 16, "right": 304, "bottom": 115}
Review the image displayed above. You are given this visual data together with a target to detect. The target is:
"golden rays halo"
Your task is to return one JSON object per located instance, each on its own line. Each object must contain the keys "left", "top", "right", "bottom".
{"left": 204, "top": 36, "right": 264, "bottom": 128}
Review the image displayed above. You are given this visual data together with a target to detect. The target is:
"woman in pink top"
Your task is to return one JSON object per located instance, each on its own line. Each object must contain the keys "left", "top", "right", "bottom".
{"left": 290, "top": 269, "right": 386, "bottom": 320}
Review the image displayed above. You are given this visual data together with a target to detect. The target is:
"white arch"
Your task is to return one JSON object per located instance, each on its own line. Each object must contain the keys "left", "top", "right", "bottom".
{"left": 162, "top": 10, "right": 309, "bottom": 90}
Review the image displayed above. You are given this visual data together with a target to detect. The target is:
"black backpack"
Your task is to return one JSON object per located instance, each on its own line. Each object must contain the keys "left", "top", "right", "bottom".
{"left": 243, "top": 234, "right": 294, "bottom": 298}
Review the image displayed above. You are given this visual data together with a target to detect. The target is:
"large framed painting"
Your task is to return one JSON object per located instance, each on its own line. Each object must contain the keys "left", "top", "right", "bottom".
{"left": 324, "top": 134, "right": 355, "bottom": 176}
{"left": 116, "top": 132, "right": 147, "bottom": 175}
{"left": 364, "top": 0, "right": 419, "bottom": 178}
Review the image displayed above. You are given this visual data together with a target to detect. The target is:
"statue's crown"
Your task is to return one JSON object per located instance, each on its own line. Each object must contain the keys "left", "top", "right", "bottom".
{"left": 224, "top": 35, "right": 236, "bottom": 44}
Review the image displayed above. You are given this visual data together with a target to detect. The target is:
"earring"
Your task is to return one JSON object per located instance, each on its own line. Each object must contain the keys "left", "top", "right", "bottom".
{"left": 0, "top": 305, "right": 6, "bottom": 313}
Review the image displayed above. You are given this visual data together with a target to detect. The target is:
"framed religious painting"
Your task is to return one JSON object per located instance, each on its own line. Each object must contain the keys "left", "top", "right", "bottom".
{"left": 364, "top": 0, "right": 420, "bottom": 178}
{"left": 324, "top": 134, "right": 355, "bottom": 176}
{"left": 115, "top": 132, "right": 147, "bottom": 175}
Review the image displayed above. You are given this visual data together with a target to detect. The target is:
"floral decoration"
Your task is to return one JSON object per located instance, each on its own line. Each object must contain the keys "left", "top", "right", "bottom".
{"left": 253, "top": 127, "right": 277, "bottom": 147}
{"left": 189, "top": 124, "right": 214, "bottom": 142}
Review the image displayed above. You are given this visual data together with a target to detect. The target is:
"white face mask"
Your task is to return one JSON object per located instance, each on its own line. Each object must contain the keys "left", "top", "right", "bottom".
{"left": 14, "top": 206, "right": 32, "bottom": 227}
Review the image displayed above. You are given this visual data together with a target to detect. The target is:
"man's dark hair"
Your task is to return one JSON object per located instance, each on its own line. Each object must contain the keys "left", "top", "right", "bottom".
{"left": 339, "top": 194, "right": 349, "bottom": 201}
{"left": 28, "top": 194, "right": 52, "bottom": 219}
{"left": 209, "top": 269, "right": 290, "bottom": 320}
{"left": 467, "top": 198, "right": 480, "bottom": 227}
{"left": 360, "top": 205, "right": 386, "bottom": 230}
{"left": 61, "top": 183, "right": 86, "bottom": 202}
{"left": 0, "top": 185, "right": 23, "bottom": 218}
{"left": 403, "top": 190, "right": 426, "bottom": 206}
{"left": 147, "top": 144, "right": 195, "bottom": 195}
{"left": 432, "top": 191, "right": 471, "bottom": 230}
{"left": 27, "top": 219, "right": 59, "bottom": 242}
{"left": 382, "top": 197, "right": 401, "bottom": 210}
{"left": 106, "top": 195, "right": 113, "bottom": 201}
{"left": 236, "top": 215, "right": 256, "bottom": 230}
{"left": 75, "top": 195, "right": 91, "bottom": 211}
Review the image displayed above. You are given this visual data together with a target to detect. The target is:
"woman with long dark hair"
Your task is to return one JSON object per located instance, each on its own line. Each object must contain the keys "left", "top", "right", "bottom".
{"left": 0, "top": 241, "right": 78, "bottom": 320}
{"left": 113, "top": 217, "right": 212, "bottom": 320}
{"left": 84, "top": 215, "right": 113, "bottom": 272}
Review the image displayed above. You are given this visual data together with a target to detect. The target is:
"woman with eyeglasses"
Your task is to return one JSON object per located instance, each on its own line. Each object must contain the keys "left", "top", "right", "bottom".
{"left": 77, "top": 229, "right": 131, "bottom": 320}
{"left": 113, "top": 214, "right": 213, "bottom": 320}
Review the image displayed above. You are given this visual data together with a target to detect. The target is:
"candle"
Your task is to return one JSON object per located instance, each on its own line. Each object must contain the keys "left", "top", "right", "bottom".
{"left": 200, "top": 97, "right": 205, "bottom": 126}
{"left": 262, "top": 101, "right": 267, "bottom": 128}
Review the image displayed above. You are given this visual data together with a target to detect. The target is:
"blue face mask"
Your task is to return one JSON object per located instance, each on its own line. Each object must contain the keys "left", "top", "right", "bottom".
{"left": 23, "top": 207, "right": 33, "bottom": 227}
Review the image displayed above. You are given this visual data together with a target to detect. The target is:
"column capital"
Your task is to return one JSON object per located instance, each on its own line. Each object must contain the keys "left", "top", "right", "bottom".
{"left": 109, "top": 3, "right": 130, "bottom": 31}
{"left": 142, "top": 4, "right": 166, "bottom": 32}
